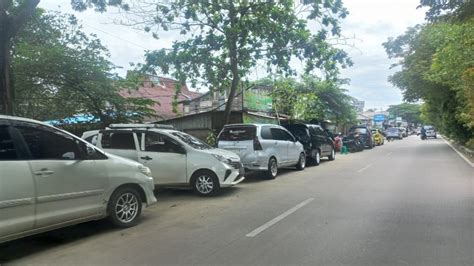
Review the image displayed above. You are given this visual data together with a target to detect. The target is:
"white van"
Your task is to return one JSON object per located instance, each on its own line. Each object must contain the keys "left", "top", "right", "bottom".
{"left": 0, "top": 116, "right": 156, "bottom": 244}
{"left": 82, "top": 124, "right": 244, "bottom": 196}
{"left": 217, "top": 124, "right": 306, "bottom": 179}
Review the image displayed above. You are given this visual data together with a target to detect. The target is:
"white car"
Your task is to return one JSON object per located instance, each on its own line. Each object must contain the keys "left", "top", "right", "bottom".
{"left": 423, "top": 125, "right": 437, "bottom": 138}
{"left": 0, "top": 116, "right": 157, "bottom": 244}
{"left": 217, "top": 124, "right": 306, "bottom": 179}
{"left": 82, "top": 124, "right": 245, "bottom": 196}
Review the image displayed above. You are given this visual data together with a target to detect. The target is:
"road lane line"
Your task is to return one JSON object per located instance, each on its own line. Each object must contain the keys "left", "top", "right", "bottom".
{"left": 246, "top": 198, "right": 314, "bottom": 237}
{"left": 357, "top": 163, "right": 373, "bottom": 173}
{"left": 442, "top": 137, "right": 474, "bottom": 168}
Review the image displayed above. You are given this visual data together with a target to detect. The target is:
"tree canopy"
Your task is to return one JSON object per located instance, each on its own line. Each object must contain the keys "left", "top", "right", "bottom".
{"left": 267, "top": 75, "right": 356, "bottom": 124}
{"left": 101, "top": 0, "right": 352, "bottom": 122}
{"left": 11, "top": 10, "right": 155, "bottom": 125}
{"left": 387, "top": 103, "right": 422, "bottom": 125}
{"left": 384, "top": 2, "right": 473, "bottom": 146}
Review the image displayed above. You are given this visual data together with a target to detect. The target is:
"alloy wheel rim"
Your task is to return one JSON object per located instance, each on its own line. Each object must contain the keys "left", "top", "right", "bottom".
{"left": 271, "top": 160, "right": 278, "bottom": 176}
{"left": 316, "top": 152, "right": 320, "bottom": 164}
{"left": 300, "top": 154, "right": 306, "bottom": 168}
{"left": 115, "top": 193, "right": 139, "bottom": 223}
{"left": 196, "top": 175, "right": 214, "bottom": 194}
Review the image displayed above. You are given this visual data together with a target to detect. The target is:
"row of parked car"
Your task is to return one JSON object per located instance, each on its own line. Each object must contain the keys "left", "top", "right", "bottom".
{"left": 1, "top": 115, "right": 341, "bottom": 244}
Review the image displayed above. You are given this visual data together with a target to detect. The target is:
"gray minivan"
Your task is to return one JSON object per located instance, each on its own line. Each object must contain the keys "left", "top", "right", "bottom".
{"left": 217, "top": 124, "right": 306, "bottom": 179}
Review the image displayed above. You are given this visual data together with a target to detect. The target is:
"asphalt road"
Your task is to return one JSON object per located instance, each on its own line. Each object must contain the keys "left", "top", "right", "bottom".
{"left": 1, "top": 136, "right": 473, "bottom": 265}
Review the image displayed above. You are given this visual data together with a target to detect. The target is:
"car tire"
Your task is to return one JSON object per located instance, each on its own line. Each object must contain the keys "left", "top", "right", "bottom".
{"left": 191, "top": 170, "right": 220, "bottom": 196}
{"left": 107, "top": 187, "right": 142, "bottom": 228}
{"left": 265, "top": 157, "right": 278, "bottom": 179}
{"left": 328, "top": 148, "right": 336, "bottom": 161}
{"left": 313, "top": 149, "right": 321, "bottom": 166}
{"left": 296, "top": 153, "right": 306, "bottom": 170}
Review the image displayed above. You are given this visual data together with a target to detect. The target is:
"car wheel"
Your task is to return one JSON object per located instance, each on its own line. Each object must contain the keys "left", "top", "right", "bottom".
{"left": 328, "top": 148, "right": 336, "bottom": 161}
{"left": 265, "top": 157, "right": 278, "bottom": 179}
{"left": 107, "top": 187, "right": 142, "bottom": 228}
{"left": 192, "top": 170, "right": 220, "bottom": 196}
{"left": 296, "top": 153, "right": 306, "bottom": 170}
{"left": 314, "top": 150, "right": 321, "bottom": 166}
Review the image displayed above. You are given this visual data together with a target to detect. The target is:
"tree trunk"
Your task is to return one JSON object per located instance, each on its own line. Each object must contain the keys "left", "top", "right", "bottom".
{"left": 224, "top": 2, "right": 239, "bottom": 124}
{"left": 0, "top": 21, "right": 12, "bottom": 115}
{"left": 0, "top": 0, "right": 40, "bottom": 115}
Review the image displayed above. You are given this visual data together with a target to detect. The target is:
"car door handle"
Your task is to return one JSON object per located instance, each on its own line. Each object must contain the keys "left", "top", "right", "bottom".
{"left": 34, "top": 168, "right": 54, "bottom": 176}
{"left": 140, "top": 156, "right": 152, "bottom": 161}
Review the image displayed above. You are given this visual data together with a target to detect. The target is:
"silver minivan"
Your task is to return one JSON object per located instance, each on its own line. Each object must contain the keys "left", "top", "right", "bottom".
{"left": 0, "top": 116, "right": 157, "bottom": 244}
{"left": 217, "top": 124, "right": 306, "bottom": 179}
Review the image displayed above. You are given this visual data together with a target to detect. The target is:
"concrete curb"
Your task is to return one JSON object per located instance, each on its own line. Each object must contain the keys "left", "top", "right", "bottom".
{"left": 440, "top": 135, "right": 474, "bottom": 168}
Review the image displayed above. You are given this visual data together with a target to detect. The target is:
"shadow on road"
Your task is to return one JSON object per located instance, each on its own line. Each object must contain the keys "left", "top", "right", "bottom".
{"left": 0, "top": 219, "right": 118, "bottom": 263}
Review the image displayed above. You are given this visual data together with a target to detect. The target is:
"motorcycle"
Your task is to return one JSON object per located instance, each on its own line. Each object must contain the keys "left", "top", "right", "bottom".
{"left": 342, "top": 133, "right": 364, "bottom": 152}
{"left": 420, "top": 133, "right": 427, "bottom": 140}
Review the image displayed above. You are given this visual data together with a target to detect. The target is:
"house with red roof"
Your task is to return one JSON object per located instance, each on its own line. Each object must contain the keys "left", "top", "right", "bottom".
{"left": 119, "top": 76, "right": 201, "bottom": 121}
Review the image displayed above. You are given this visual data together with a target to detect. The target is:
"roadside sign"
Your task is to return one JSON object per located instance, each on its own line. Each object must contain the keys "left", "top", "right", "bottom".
{"left": 373, "top": 114, "right": 385, "bottom": 122}
{"left": 396, "top": 117, "right": 402, "bottom": 122}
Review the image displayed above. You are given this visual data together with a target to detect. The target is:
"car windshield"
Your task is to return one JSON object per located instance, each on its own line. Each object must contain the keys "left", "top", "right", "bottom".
{"left": 352, "top": 128, "right": 368, "bottom": 134}
{"left": 285, "top": 126, "right": 309, "bottom": 142}
{"left": 387, "top": 128, "right": 398, "bottom": 133}
{"left": 170, "top": 132, "right": 212, "bottom": 150}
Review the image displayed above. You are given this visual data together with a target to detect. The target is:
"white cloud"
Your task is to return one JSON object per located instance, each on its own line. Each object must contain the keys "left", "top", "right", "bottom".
{"left": 39, "top": 0, "right": 427, "bottom": 110}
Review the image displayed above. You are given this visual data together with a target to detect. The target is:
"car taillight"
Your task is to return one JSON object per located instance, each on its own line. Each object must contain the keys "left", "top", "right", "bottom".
{"left": 253, "top": 137, "right": 263, "bottom": 150}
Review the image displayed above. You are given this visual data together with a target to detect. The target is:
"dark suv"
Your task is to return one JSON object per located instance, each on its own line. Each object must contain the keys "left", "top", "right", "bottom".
{"left": 348, "top": 126, "right": 374, "bottom": 148}
{"left": 283, "top": 124, "right": 335, "bottom": 165}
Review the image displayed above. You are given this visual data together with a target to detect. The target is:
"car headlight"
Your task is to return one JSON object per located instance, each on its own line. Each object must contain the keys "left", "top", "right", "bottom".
{"left": 211, "top": 154, "right": 232, "bottom": 165}
{"left": 138, "top": 165, "right": 152, "bottom": 177}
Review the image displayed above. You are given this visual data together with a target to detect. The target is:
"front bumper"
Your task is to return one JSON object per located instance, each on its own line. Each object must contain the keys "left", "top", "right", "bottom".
{"left": 219, "top": 162, "right": 245, "bottom": 187}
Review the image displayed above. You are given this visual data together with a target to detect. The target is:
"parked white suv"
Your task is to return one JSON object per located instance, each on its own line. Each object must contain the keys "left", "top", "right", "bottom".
{"left": 82, "top": 124, "right": 244, "bottom": 196}
{"left": 217, "top": 124, "right": 306, "bottom": 179}
{"left": 0, "top": 116, "right": 156, "bottom": 244}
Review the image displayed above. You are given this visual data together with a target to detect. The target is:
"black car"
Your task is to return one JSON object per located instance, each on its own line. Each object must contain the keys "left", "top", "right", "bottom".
{"left": 348, "top": 126, "right": 374, "bottom": 148}
{"left": 283, "top": 124, "right": 335, "bottom": 165}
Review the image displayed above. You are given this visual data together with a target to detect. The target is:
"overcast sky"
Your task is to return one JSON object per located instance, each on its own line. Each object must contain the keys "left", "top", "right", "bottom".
{"left": 39, "top": 0, "right": 427, "bottom": 111}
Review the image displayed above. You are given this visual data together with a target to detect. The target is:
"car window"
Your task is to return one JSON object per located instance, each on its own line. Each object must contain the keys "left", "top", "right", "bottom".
{"left": 287, "top": 127, "right": 309, "bottom": 142}
{"left": 353, "top": 128, "right": 368, "bottom": 134}
{"left": 144, "top": 132, "right": 185, "bottom": 153}
{"left": 85, "top": 134, "right": 98, "bottom": 145}
{"left": 260, "top": 126, "right": 273, "bottom": 139}
{"left": 15, "top": 124, "right": 82, "bottom": 160}
{"left": 0, "top": 125, "right": 18, "bottom": 160}
{"left": 270, "top": 128, "right": 287, "bottom": 141}
{"left": 101, "top": 131, "right": 136, "bottom": 150}
{"left": 171, "top": 131, "right": 211, "bottom": 150}
{"left": 218, "top": 126, "right": 256, "bottom": 141}
{"left": 281, "top": 130, "right": 295, "bottom": 142}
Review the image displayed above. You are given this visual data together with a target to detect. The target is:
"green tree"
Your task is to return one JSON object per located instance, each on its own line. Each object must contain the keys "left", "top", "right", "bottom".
{"left": 0, "top": 0, "right": 40, "bottom": 114}
{"left": 109, "top": 1, "right": 352, "bottom": 123}
{"left": 270, "top": 75, "right": 356, "bottom": 123}
{"left": 383, "top": 6, "right": 473, "bottom": 145}
{"left": 12, "top": 11, "right": 155, "bottom": 125}
{"left": 387, "top": 103, "right": 422, "bottom": 125}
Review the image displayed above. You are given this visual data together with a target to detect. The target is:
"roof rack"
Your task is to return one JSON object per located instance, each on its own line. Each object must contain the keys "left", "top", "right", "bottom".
{"left": 108, "top": 123, "right": 174, "bottom": 129}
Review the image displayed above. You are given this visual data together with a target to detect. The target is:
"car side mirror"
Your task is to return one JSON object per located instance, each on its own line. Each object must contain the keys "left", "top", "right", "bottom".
{"left": 86, "top": 145, "right": 97, "bottom": 158}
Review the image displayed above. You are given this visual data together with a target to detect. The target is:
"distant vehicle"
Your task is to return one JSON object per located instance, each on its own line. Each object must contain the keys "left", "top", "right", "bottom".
{"left": 1, "top": 116, "right": 157, "bottom": 244}
{"left": 349, "top": 126, "right": 374, "bottom": 148}
{"left": 217, "top": 124, "right": 306, "bottom": 179}
{"left": 416, "top": 127, "right": 422, "bottom": 136}
{"left": 398, "top": 127, "right": 408, "bottom": 137}
{"left": 283, "top": 124, "right": 336, "bottom": 165}
{"left": 422, "top": 125, "right": 437, "bottom": 139}
{"left": 83, "top": 124, "right": 244, "bottom": 196}
{"left": 342, "top": 132, "right": 364, "bottom": 152}
{"left": 371, "top": 129, "right": 385, "bottom": 146}
{"left": 385, "top": 127, "right": 402, "bottom": 140}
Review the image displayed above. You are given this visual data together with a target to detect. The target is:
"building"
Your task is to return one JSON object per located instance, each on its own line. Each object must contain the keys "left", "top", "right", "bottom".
{"left": 119, "top": 76, "right": 201, "bottom": 121}
{"left": 157, "top": 86, "right": 280, "bottom": 139}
